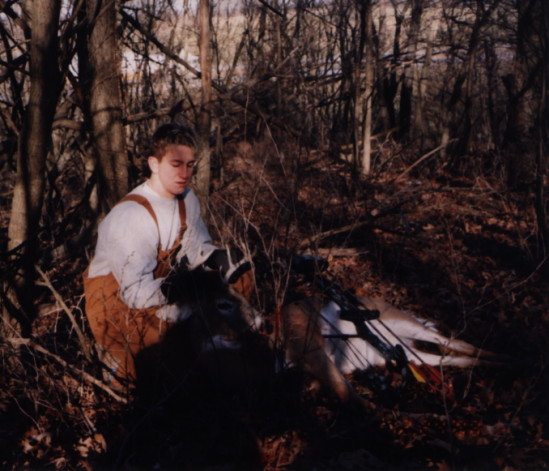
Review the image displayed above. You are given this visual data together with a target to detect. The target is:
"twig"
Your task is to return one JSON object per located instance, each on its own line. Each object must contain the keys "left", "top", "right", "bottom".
{"left": 297, "top": 220, "right": 370, "bottom": 250}
{"left": 305, "top": 248, "right": 369, "bottom": 257}
{"left": 392, "top": 139, "right": 457, "bottom": 182}
{"left": 257, "top": 0, "right": 285, "bottom": 17}
{"left": 296, "top": 198, "right": 408, "bottom": 250}
{"left": 6, "top": 337, "right": 128, "bottom": 404}
{"left": 34, "top": 265, "right": 93, "bottom": 361}
{"left": 119, "top": 7, "right": 299, "bottom": 138}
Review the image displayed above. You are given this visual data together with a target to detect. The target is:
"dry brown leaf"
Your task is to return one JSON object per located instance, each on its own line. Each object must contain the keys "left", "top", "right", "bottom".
{"left": 75, "top": 433, "right": 107, "bottom": 458}
{"left": 21, "top": 428, "right": 52, "bottom": 458}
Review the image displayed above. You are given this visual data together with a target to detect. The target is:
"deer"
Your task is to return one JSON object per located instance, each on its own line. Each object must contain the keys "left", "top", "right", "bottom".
{"left": 279, "top": 294, "right": 502, "bottom": 407}
{"left": 319, "top": 297, "right": 501, "bottom": 373}
{"left": 133, "top": 265, "right": 500, "bottom": 411}
{"left": 133, "top": 266, "right": 271, "bottom": 401}
{"left": 123, "top": 268, "right": 271, "bottom": 467}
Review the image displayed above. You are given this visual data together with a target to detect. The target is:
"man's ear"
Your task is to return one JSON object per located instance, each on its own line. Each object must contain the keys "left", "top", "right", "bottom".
{"left": 148, "top": 156, "right": 159, "bottom": 174}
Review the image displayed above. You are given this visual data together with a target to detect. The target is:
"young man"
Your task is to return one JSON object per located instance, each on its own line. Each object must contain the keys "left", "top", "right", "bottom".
{"left": 84, "top": 123, "right": 249, "bottom": 386}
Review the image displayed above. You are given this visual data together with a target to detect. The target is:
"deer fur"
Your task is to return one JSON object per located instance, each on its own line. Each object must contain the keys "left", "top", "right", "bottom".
{"left": 131, "top": 269, "right": 270, "bottom": 465}
{"left": 138, "top": 269, "right": 498, "bottom": 409}
{"left": 281, "top": 298, "right": 365, "bottom": 405}
{"left": 134, "top": 268, "right": 269, "bottom": 399}
{"left": 320, "top": 297, "right": 500, "bottom": 373}
{"left": 279, "top": 295, "right": 501, "bottom": 406}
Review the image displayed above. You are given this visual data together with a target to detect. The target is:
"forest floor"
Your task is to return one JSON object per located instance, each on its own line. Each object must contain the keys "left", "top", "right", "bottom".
{"left": 1, "top": 142, "right": 548, "bottom": 470}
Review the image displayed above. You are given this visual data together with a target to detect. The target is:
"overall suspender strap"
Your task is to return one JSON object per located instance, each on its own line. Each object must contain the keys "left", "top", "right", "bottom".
{"left": 176, "top": 196, "right": 187, "bottom": 239}
{"left": 119, "top": 194, "right": 159, "bottom": 226}
{"left": 118, "top": 194, "right": 160, "bottom": 249}
{"left": 118, "top": 194, "right": 187, "bottom": 251}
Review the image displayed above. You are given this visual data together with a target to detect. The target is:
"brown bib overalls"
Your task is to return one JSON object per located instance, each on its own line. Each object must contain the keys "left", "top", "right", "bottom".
{"left": 83, "top": 194, "right": 187, "bottom": 384}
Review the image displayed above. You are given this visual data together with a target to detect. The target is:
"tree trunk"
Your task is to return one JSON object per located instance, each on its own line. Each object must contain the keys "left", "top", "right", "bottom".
{"left": 361, "top": 0, "right": 374, "bottom": 175}
{"left": 5, "top": 0, "right": 62, "bottom": 335}
{"left": 195, "top": 0, "right": 213, "bottom": 216}
{"left": 460, "top": 1, "right": 501, "bottom": 155}
{"left": 85, "top": 0, "right": 128, "bottom": 214}
{"left": 413, "top": 13, "right": 438, "bottom": 149}
{"left": 407, "top": 0, "right": 423, "bottom": 142}
{"left": 503, "top": 0, "right": 541, "bottom": 188}
{"left": 535, "top": 0, "right": 549, "bottom": 259}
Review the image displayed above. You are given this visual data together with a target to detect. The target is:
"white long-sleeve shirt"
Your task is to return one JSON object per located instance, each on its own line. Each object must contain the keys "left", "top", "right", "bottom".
{"left": 87, "top": 182, "right": 217, "bottom": 311}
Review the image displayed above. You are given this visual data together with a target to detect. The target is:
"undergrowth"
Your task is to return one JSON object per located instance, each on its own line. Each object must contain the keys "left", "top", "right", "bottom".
{"left": 0, "top": 138, "right": 547, "bottom": 470}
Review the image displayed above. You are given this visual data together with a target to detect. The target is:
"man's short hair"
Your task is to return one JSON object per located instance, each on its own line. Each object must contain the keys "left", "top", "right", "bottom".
{"left": 151, "top": 122, "right": 197, "bottom": 159}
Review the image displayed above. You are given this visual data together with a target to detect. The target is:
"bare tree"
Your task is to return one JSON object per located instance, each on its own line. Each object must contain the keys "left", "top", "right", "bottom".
{"left": 502, "top": 0, "right": 542, "bottom": 187}
{"left": 411, "top": 1, "right": 438, "bottom": 149}
{"left": 195, "top": 0, "right": 213, "bottom": 213}
{"left": 533, "top": 0, "right": 549, "bottom": 258}
{"left": 5, "top": 0, "right": 62, "bottom": 334}
{"left": 360, "top": 0, "right": 374, "bottom": 174}
{"left": 81, "top": 0, "right": 128, "bottom": 214}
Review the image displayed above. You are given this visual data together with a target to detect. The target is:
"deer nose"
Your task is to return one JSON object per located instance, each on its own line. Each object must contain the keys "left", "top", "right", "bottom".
{"left": 217, "top": 298, "right": 236, "bottom": 316}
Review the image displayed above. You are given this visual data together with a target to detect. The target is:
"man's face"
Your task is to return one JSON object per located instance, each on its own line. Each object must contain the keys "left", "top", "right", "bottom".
{"left": 148, "top": 145, "right": 196, "bottom": 198}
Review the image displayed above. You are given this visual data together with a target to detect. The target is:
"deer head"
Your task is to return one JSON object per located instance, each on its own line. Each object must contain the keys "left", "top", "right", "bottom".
{"left": 162, "top": 266, "right": 258, "bottom": 349}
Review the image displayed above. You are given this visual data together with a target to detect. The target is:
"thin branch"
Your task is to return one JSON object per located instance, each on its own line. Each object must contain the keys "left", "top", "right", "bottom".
{"left": 297, "top": 220, "right": 370, "bottom": 250}
{"left": 119, "top": 6, "right": 299, "bottom": 137}
{"left": 35, "top": 265, "right": 93, "bottom": 361}
{"left": 257, "top": 0, "right": 285, "bottom": 18}
{"left": 6, "top": 337, "right": 128, "bottom": 404}
{"left": 392, "top": 139, "right": 457, "bottom": 182}
{"left": 120, "top": 8, "right": 202, "bottom": 77}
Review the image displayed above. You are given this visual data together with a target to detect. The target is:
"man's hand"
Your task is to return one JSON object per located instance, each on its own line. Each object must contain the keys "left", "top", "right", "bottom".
{"left": 204, "top": 248, "right": 251, "bottom": 284}
{"left": 155, "top": 303, "right": 191, "bottom": 322}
